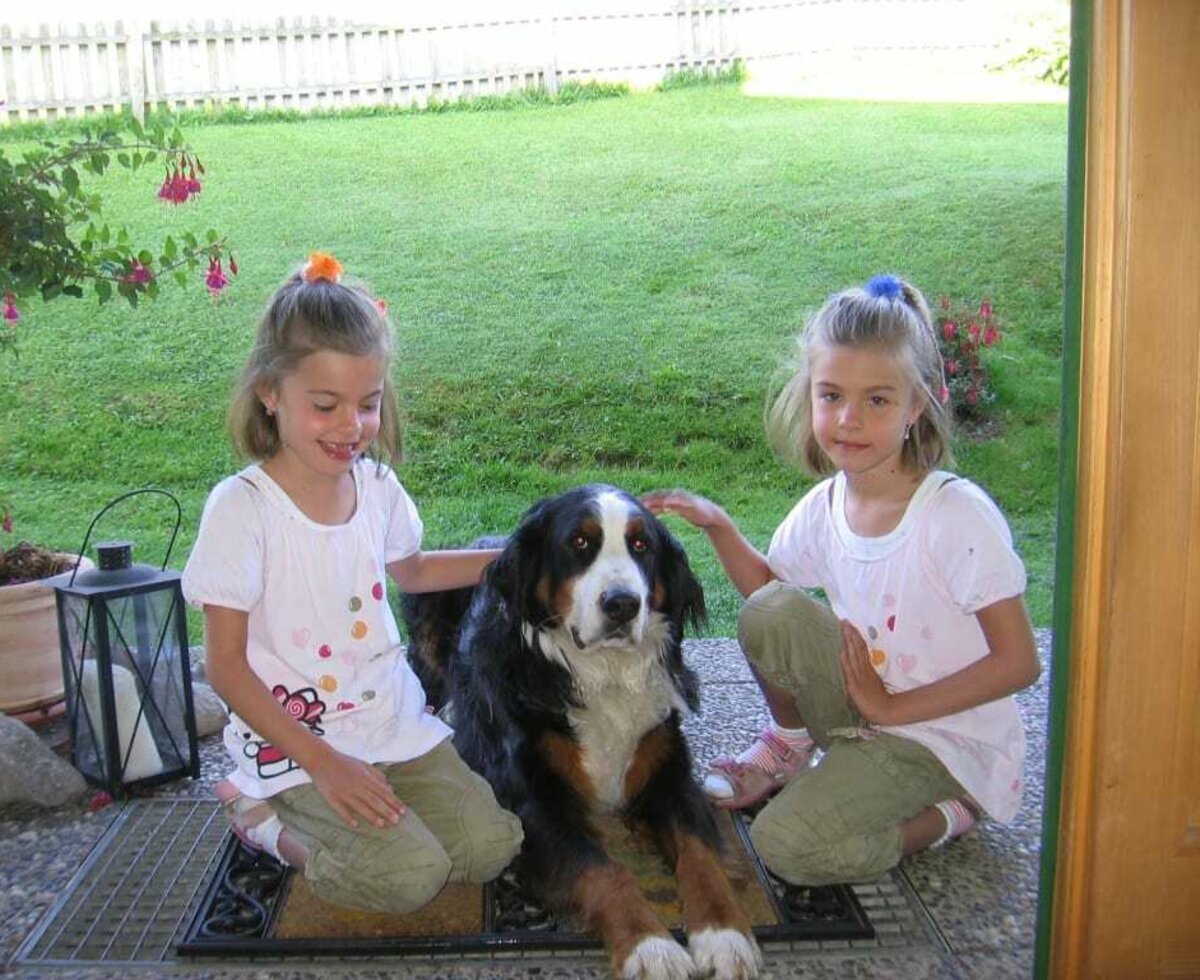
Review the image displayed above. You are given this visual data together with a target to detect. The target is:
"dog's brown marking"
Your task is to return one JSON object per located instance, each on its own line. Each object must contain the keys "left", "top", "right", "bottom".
{"left": 551, "top": 579, "right": 575, "bottom": 617}
{"left": 538, "top": 731, "right": 596, "bottom": 808}
{"left": 623, "top": 723, "right": 674, "bottom": 801}
{"left": 572, "top": 861, "right": 673, "bottom": 974}
{"left": 651, "top": 576, "right": 668, "bottom": 611}
{"left": 669, "top": 826, "right": 754, "bottom": 937}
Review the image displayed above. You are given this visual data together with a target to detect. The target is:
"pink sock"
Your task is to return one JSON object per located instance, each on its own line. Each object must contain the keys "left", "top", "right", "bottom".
{"left": 736, "top": 724, "right": 812, "bottom": 769}
{"left": 932, "top": 798, "right": 976, "bottom": 848}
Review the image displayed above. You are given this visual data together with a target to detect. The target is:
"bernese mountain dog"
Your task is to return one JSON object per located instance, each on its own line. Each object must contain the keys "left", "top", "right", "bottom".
{"left": 402, "top": 484, "right": 761, "bottom": 980}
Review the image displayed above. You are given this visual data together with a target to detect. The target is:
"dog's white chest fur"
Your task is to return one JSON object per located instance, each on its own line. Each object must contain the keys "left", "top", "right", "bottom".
{"left": 562, "top": 637, "right": 685, "bottom": 813}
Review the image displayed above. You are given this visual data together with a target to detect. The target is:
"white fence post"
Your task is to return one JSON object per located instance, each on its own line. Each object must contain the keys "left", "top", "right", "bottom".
{"left": 542, "top": 2, "right": 559, "bottom": 95}
{"left": 126, "top": 19, "right": 145, "bottom": 121}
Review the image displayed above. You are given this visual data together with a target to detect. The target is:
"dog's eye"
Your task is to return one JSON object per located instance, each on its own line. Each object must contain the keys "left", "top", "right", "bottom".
{"left": 569, "top": 533, "right": 590, "bottom": 552}
{"left": 629, "top": 536, "right": 649, "bottom": 554}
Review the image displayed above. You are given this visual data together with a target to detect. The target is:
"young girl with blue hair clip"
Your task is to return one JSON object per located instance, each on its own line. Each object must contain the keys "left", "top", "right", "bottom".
{"left": 645, "top": 274, "right": 1039, "bottom": 885}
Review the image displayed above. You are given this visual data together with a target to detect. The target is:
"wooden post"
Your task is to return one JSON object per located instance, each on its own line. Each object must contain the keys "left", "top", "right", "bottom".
{"left": 1048, "top": 0, "right": 1200, "bottom": 975}
{"left": 126, "top": 19, "right": 145, "bottom": 121}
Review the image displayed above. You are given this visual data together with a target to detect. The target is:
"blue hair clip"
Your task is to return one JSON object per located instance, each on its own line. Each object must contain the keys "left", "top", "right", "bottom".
{"left": 864, "top": 274, "right": 904, "bottom": 300}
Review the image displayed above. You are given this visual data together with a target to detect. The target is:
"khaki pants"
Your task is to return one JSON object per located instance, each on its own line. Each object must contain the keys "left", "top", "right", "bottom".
{"left": 740, "top": 581, "right": 966, "bottom": 886}
{"left": 269, "top": 739, "right": 523, "bottom": 914}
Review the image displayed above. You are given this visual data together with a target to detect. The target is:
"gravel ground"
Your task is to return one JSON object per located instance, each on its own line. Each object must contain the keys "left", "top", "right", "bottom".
{"left": 1, "top": 629, "right": 1054, "bottom": 979}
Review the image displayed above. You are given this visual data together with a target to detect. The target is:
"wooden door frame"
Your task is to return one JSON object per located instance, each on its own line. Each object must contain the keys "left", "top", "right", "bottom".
{"left": 1037, "top": 1, "right": 1200, "bottom": 974}
{"left": 1033, "top": 0, "right": 1090, "bottom": 974}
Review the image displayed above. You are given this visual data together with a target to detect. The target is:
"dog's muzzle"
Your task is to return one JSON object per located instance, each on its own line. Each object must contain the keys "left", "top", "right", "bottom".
{"left": 600, "top": 588, "right": 641, "bottom": 625}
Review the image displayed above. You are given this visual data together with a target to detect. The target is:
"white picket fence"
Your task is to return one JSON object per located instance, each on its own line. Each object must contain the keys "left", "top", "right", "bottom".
{"left": 0, "top": 1, "right": 1017, "bottom": 123}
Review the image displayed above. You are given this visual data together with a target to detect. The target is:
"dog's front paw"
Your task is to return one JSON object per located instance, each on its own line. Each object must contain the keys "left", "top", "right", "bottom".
{"left": 688, "top": 927, "right": 762, "bottom": 979}
{"left": 621, "top": 934, "right": 695, "bottom": 980}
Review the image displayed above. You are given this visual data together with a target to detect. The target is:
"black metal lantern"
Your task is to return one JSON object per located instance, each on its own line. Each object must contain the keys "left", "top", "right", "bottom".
{"left": 48, "top": 489, "right": 200, "bottom": 796}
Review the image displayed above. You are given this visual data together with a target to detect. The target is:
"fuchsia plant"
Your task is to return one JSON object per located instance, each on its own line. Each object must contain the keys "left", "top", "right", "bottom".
{"left": 935, "top": 296, "right": 1004, "bottom": 422}
{"left": 1, "top": 116, "right": 237, "bottom": 550}
{"left": 1, "top": 116, "right": 237, "bottom": 356}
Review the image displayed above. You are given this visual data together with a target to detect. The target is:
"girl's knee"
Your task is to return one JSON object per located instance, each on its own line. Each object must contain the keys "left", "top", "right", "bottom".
{"left": 739, "top": 582, "right": 831, "bottom": 642}
{"left": 457, "top": 809, "right": 524, "bottom": 883}
{"left": 749, "top": 805, "right": 899, "bottom": 887}
{"left": 307, "top": 832, "right": 453, "bottom": 915}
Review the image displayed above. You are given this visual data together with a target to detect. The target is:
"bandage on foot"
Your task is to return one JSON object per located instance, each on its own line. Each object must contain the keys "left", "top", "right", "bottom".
{"left": 215, "top": 779, "right": 309, "bottom": 870}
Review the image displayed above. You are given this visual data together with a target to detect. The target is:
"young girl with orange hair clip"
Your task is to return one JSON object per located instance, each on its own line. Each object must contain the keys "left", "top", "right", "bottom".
{"left": 183, "top": 253, "right": 522, "bottom": 913}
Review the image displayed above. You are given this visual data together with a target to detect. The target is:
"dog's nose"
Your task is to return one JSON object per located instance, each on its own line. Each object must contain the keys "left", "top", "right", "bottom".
{"left": 600, "top": 588, "right": 641, "bottom": 624}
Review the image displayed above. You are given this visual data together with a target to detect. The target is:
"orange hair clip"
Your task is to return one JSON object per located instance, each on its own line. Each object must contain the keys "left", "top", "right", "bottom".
{"left": 302, "top": 251, "right": 344, "bottom": 284}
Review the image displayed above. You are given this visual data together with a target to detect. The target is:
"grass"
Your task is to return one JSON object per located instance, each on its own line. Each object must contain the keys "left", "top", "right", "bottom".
{"left": 0, "top": 86, "right": 1067, "bottom": 636}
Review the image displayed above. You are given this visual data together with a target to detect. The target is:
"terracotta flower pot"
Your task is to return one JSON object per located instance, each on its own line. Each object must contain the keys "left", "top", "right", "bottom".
{"left": 0, "top": 553, "right": 94, "bottom": 716}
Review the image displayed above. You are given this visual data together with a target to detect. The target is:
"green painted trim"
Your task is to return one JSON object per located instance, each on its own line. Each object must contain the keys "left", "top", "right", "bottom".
{"left": 1035, "top": 0, "right": 1091, "bottom": 976}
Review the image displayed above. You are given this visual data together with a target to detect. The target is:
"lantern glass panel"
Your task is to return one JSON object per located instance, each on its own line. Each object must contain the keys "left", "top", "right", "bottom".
{"left": 58, "top": 581, "right": 196, "bottom": 789}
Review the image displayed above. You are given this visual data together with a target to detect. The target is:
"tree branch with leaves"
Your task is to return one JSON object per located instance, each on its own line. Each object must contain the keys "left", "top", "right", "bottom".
{"left": 1, "top": 116, "right": 237, "bottom": 356}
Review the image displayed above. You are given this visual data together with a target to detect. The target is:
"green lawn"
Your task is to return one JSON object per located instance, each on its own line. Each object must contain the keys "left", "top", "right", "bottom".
{"left": 0, "top": 86, "right": 1067, "bottom": 635}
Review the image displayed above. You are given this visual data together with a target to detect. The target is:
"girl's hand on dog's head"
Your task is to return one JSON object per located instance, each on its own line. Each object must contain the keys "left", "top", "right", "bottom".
{"left": 641, "top": 489, "right": 725, "bottom": 530}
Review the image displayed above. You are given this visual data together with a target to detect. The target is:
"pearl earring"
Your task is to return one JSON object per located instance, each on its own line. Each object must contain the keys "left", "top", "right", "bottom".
{"left": 904, "top": 423, "right": 912, "bottom": 441}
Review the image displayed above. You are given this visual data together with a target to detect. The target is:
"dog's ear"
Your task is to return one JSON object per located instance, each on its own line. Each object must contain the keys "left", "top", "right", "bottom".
{"left": 484, "top": 495, "right": 554, "bottom": 623}
{"left": 659, "top": 528, "right": 707, "bottom": 635}
{"left": 647, "top": 519, "right": 706, "bottom": 713}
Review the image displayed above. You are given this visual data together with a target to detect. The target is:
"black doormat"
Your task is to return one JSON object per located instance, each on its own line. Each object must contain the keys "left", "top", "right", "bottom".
{"left": 176, "top": 809, "right": 873, "bottom": 958}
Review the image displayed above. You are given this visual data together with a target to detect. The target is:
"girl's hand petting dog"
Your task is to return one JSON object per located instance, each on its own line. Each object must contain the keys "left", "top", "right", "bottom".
{"left": 839, "top": 619, "right": 895, "bottom": 726}
{"left": 641, "top": 489, "right": 728, "bottom": 530}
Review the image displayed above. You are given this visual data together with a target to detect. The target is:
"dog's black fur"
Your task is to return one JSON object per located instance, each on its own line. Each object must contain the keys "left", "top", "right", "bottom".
{"left": 401, "top": 485, "right": 760, "bottom": 979}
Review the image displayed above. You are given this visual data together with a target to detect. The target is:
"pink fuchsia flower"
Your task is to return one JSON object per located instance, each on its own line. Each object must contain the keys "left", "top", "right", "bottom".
{"left": 968, "top": 320, "right": 981, "bottom": 341}
{"left": 158, "top": 165, "right": 200, "bottom": 204}
{"left": 979, "top": 299, "right": 992, "bottom": 318}
{"left": 205, "top": 257, "right": 230, "bottom": 296}
{"left": 983, "top": 324, "right": 999, "bottom": 346}
{"left": 941, "top": 319, "right": 957, "bottom": 341}
{"left": 3, "top": 292, "right": 19, "bottom": 323}
{"left": 939, "top": 385, "right": 950, "bottom": 404}
{"left": 88, "top": 790, "right": 114, "bottom": 812}
{"left": 945, "top": 359, "right": 960, "bottom": 376}
{"left": 121, "top": 260, "right": 153, "bottom": 285}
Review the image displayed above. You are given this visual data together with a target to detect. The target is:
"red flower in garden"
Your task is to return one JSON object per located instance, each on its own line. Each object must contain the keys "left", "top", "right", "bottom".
{"left": 121, "top": 261, "right": 153, "bottom": 285}
{"left": 205, "top": 257, "right": 230, "bottom": 296}
{"left": 158, "top": 157, "right": 203, "bottom": 205}
{"left": 158, "top": 167, "right": 189, "bottom": 203}
{"left": 3, "top": 292, "right": 19, "bottom": 323}
{"left": 934, "top": 296, "right": 1006, "bottom": 421}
